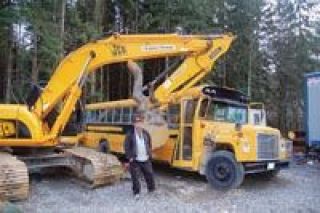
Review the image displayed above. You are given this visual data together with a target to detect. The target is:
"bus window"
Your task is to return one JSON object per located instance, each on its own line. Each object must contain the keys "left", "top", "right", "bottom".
{"left": 254, "top": 114, "right": 261, "bottom": 125}
{"left": 212, "top": 103, "right": 225, "bottom": 121}
{"left": 131, "top": 107, "right": 137, "bottom": 123}
{"left": 107, "top": 109, "right": 113, "bottom": 123}
{"left": 96, "top": 110, "right": 101, "bottom": 122}
{"left": 206, "top": 101, "right": 248, "bottom": 124}
{"left": 184, "top": 100, "right": 197, "bottom": 123}
{"left": 104, "top": 110, "right": 109, "bottom": 122}
{"left": 123, "top": 108, "right": 131, "bottom": 123}
{"left": 199, "top": 99, "right": 209, "bottom": 118}
{"left": 85, "top": 111, "right": 92, "bottom": 123}
{"left": 114, "top": 108, "right": 121, "bottom": 123}
{"left": 93, "top": 110, "right": 99, "bottom": 122}
{"left": 167, "top": 104, "right": 180, "bottom": 128}
{"left": 98, "top": 109, "right": 107, "bottom": 122}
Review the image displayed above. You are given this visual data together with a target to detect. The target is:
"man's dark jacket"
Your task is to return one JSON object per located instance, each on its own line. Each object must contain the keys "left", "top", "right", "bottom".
{"left": 124, "top": 128, "right": 152, "bottom": 161}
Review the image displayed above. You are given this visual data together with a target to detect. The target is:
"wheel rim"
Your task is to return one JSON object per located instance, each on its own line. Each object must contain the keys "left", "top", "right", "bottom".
{"left": 213, "top": 161, "right": 232, "bottom": 182}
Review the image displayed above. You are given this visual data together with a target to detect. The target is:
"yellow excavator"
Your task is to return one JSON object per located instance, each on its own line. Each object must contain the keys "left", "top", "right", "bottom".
{"left": 0, "top": 33, "right": 234, "bottom": 200}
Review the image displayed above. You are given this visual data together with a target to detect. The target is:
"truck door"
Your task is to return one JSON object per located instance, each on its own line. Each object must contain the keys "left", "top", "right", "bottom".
{"left": 173, "top": 98, "right": 196, "bottom": 168}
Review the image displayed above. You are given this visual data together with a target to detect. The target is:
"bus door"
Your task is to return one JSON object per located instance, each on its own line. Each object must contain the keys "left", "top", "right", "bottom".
{"left": 173, "top": 98, "right": 196, "bottom": 168}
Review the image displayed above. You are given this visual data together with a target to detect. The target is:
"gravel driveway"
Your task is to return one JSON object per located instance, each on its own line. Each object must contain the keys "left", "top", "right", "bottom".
{"left": 17, "top": 162, "right": 320, "bottom": 213}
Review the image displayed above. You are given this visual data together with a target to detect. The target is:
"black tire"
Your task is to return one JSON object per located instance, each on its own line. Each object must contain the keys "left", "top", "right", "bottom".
{"left": 206, "top": 151, "right": 245, "bottom": 190}
{"left": 98, "top": 139, "right": 110, "bottom": 153}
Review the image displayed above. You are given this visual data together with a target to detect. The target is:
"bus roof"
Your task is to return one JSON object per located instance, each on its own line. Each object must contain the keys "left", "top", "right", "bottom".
{"left": 201, "top": 85, "right": 248, "bottom": 104}
{"left": 85, "top": 85, "right": 248, "bottom": 110}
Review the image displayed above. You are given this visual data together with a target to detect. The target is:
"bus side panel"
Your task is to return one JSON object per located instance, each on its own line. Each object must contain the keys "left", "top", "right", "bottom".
{"left": 107, "top": 133, "right": 126, "bottom": 153}
{"left": 152, "top": 139, "right": 176, "bottom": 163}
{"left": 81, "top": 132, "right": 104, "bottom": 149}
{"left": 82, "top": 131, "right": 126, "bottom": 153}
{"left": 83, "top": 131, "right": 176, "bottom": 163}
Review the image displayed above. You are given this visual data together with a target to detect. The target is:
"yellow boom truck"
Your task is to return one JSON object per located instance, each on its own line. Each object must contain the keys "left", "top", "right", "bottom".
{"left": 0, "top": 33, "right": 235, "bottom": 200}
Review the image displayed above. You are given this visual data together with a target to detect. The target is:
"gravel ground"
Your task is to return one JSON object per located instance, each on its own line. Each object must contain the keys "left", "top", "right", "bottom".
{"left": 17, "top": 162, "right": 320, "bottom": 213}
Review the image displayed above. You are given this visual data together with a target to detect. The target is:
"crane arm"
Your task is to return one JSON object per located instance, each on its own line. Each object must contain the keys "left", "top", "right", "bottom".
{"left": 32, "top": 33, "right": 233, "bottom": 139}
{"left": 33, "top": 33, "right": 225, "bottom": 118}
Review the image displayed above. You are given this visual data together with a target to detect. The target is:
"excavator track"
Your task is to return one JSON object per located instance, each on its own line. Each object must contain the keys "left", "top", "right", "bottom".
{"left": 0, "top": 152, "right": 29, "bottom": 201}
{"left": 64, "top": 147, "right": 124, "bottom": 187}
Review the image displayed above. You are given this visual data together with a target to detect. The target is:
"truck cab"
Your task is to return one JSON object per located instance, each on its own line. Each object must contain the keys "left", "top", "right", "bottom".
{"left": 171, "top": 86, "right": 290, "bottom": 189}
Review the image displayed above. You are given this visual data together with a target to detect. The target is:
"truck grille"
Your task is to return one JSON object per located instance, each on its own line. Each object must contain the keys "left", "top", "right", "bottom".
{"left": 257, "top": 134, "right": 279, "bottom": 160}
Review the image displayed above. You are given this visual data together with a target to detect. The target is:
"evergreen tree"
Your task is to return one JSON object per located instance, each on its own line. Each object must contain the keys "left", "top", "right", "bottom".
{"left": 0, "top": 0, "right": 319, "bottom": 133}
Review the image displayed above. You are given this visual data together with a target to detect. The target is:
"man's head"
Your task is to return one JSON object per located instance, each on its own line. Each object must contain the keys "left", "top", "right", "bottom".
{"left": 133, "top": 113, "right": 145, "bottom": 128}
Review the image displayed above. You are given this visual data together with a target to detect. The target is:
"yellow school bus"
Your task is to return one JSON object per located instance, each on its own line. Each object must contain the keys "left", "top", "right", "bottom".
{"left": 80, "top": 85, "right": 290, "bottom": 189}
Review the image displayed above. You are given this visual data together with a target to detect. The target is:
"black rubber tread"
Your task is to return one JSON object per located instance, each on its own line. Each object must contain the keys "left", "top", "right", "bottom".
{"left": 205, "top": 151, "right": 245, "bottom": 190}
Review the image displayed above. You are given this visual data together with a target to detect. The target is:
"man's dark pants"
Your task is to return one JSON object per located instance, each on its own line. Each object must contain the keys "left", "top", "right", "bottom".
{"left": 129, "top": 160, "right": 155, "bottom": 195}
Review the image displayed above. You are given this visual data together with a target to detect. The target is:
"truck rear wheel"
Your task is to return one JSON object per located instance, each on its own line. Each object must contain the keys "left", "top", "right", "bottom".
{"left": 206, "top": 151, "right": 244, "bottom": 190}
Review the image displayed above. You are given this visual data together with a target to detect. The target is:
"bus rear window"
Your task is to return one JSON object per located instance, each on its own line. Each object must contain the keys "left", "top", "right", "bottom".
{"left": 113, "top": 108, "right": 121, "bottom": 123}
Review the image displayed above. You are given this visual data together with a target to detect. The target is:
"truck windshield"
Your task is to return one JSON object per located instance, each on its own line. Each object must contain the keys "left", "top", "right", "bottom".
{"left": 201, "top": 100, "right": 248, "bottom": 124}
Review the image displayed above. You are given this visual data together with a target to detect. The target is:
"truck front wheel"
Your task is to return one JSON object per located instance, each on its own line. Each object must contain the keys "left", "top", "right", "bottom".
{"left": 206, "top": 151, "right": 244, "bottom": 190}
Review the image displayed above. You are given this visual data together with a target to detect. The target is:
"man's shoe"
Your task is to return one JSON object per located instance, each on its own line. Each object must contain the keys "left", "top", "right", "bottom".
{"left": 148, "top": 188, "right": 156, "bottom": 193}
{"left": 134, "top": 194, "right": 140, "bottom": 200}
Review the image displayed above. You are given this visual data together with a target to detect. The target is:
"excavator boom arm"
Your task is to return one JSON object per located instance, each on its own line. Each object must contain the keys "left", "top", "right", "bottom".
{"left": 0, "top": 33, "right": 234, "bottom": 147}
{"left": 34, "top": 34, "right": 211, "bottom": 117}
{"left": 33, "top": 34, "right": 234, "bottom": 118}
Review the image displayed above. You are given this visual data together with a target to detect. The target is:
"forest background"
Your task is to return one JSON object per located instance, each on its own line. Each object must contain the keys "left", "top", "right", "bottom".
{"left": 0, "top": 0, "right": 319, "bottom": 134}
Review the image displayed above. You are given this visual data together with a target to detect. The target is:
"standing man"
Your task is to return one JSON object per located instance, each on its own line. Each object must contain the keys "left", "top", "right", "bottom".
{"left": 124, "top": 114, "right": 156, "bottom": 198}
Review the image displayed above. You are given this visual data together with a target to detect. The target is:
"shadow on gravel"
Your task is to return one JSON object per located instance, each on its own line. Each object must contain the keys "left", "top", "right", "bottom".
{"left": 29, "top": 168, "right": 72, "bottom": 182}
{"left": 241, "top": 173, "right": 293, "bottom": 190}
{"left": 152, "top": 162, "right": 293, "bottom": 192}
{"left": 152, "top": 162, "right": 207, "bottom": 182}
{"left": 29, "top": 167, "right": 91, "bottom": 189}
{"left": 28, "top": 162, "right": 294, "bottom": 195}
